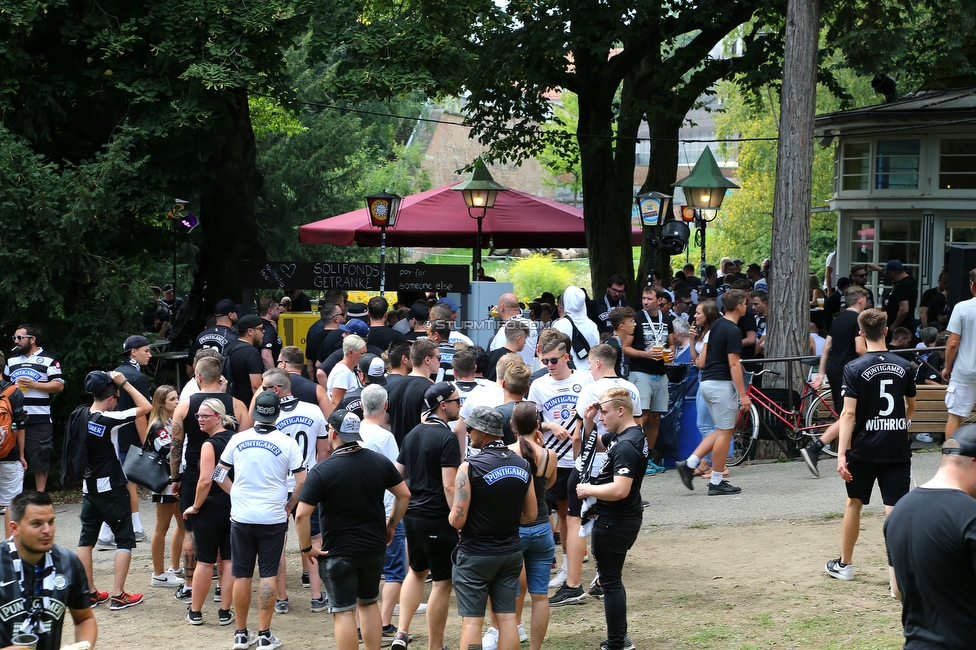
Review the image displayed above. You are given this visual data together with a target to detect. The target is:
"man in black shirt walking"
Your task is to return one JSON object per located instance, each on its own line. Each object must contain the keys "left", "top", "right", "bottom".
{"left": 224, "top": 314, "right": 265, "bottom": 406}
{"left": 450, "top": 406, "right": 535, "bottom": 650}
{"left": 826, "top": 308, "right": 915, "bottom": 583}
{"left": 576, "top": 387, "right": 648, "bottom": 650}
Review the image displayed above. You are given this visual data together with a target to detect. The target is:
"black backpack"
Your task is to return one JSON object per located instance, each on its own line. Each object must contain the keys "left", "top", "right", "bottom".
{"left": 565, "top": 317, "right": 592, "bottom": 360}
{"left": 60, "top": 405, "right": 91, "bottom": 483}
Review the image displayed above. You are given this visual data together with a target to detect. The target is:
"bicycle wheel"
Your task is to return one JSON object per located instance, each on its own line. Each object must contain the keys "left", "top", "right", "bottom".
{"left": 804, "top": 388, "right": 838, "bottom": 458}
{"left": 728, "top": 404, "right": 759, "bottom": 467}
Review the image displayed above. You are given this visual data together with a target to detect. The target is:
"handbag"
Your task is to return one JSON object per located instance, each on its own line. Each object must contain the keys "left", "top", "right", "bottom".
{"left": 122, "top": 443, "right": 170, "bottom": 493}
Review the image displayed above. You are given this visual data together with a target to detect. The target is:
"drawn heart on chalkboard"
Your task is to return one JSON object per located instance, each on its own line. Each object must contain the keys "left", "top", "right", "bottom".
{"left": 279, "top": 263, "right": 296, "bottom": 279}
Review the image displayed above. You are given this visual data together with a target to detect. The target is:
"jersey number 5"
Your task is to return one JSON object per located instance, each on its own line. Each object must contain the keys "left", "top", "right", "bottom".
{"left": 878, "top": 379, "right": 895, "bottom": 416}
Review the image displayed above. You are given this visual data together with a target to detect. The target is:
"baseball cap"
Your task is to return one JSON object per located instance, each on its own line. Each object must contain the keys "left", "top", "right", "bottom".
{"left": 120, "top": 335, "right": 150, "bottom": 356}
{"left": 408, "top": 303, "right": 430, "bottom": 322}
{"left": 162, "top": 283, "right": 174, "bottom": 292}
{"left": 436, "top": 297, "right": 461, "bottom": 312}
{"left": 339, "top": 319, "right": 369, "bottom": 337}
{"left": 358, "top": 353, "right": 387, "bottom": 385}
{"left": 328, "top": 409, "right": 362, "bottom": 442}
{"left": 698, "top": 286, "right": 719, "bottom": 300}
{"left": 424, "top": 382, "right": 456, "bottom": 410}
{"left": 346, "top": 302, "right": 368, "bottom": 319}
{"left": 84, "top": 371, "right": 114, "bottom": 395}
{"left": 236, "top": 314, "right": 263, "bottom": 332}
{"left": 943, "top": 424, "right": 976, "bottom": 457}
{"left": 883, "top": 259, "right": 904, "bottom": 273}
{"left": 252, "top": 390, "right": 280, "bottom": 424}
{"left": 214, "top": 299, "right": 237, "bottom": 316}
{"left": 466, "top": 406, "right": 504, "bottom": 438}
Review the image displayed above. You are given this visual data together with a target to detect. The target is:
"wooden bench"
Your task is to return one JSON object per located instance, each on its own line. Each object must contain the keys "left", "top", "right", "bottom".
{"left": 909, "top": 385, "right": 948, "bottom": 436}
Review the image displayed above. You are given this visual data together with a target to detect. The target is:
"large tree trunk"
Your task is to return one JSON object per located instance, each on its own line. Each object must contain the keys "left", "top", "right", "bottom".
{"left": 578, "top": 94, "right": 637, "bottom": 297}
{"left": 184, "top": 89, "right": 267, "bottom": 337}
{"left": 767, "top": 0, "right": 821, "bottom": 385}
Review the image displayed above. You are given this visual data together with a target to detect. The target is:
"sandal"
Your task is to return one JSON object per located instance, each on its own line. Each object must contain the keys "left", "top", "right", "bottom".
{"left": 694, "top": 460, "right": 710, "bottom": 477}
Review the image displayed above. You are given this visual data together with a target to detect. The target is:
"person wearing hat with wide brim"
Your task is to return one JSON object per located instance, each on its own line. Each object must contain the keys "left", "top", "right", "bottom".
{"left": 295, "top": 409, "right": 410, "bottom": 650}
{"left": 186, "top": 298, "right": 240, "bottom": 376}
{"left": 884, "top": 424, "right": 976, "bottom": 649}
{"left": 216, "top": 390, "right": 306, "bottom": 650}
{"left": 98, "top": 335, "right": 154, "bottom": 548}
{"left": 450, "top": 406, "right": 536, "bottom": 650}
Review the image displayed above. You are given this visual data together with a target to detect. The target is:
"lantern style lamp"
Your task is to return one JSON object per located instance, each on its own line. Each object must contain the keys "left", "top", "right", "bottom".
{"left": 452, "top": 158, "right": 508, "bottom": 281}
{"left": 365, "top": 191, "right": 403, "bottom": 296}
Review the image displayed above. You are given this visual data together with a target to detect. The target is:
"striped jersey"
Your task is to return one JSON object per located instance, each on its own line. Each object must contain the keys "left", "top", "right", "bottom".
{"left": 4, "top": 349, "right": 63, "bottom": 423}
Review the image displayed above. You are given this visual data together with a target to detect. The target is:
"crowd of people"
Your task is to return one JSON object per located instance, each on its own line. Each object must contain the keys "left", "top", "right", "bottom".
{"left": 0, "top": 254, "right": 975, "bottom": 650}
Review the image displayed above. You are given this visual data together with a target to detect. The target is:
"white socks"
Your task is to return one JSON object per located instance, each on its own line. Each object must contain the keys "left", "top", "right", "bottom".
{"left": 686, "top": 454, "right": 701, "bottom": 469}
{"left": 710, "top": 470, "right": 724, "bottom": 486}
{"left": 132, "top": 512, "right": 143, "bottom": 534}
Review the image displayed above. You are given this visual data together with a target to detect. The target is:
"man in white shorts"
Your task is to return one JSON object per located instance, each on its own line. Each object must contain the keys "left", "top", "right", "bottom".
{"left": 943, "top": 268, "right": 976, "bottom": 437}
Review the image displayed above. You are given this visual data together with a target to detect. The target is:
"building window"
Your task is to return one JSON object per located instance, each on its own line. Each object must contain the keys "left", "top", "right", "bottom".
{"left": 939, "top": 139, "right": 976, "bottom": 189}
{"left": 841, "top": 142, "right": 870, "bottom": 190}
{"left": 875, "top": 140, "right": 919, "bottom": 190}
{"left": 849, "top": 217, "right": 921, "bottom": 297}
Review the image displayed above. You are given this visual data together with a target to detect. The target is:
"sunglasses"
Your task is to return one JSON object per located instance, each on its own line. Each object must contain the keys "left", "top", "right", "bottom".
{"left": 195, "top": 413, "right": 218, "bottom": 420}
{"left": 11, "top": 335, "right": 33, "bottom": 342}
{"left": 262, "top": 385, "right": 278, "bottom": 391}
{"left": 541, "top": 355, "right": 565, "bottom": 366}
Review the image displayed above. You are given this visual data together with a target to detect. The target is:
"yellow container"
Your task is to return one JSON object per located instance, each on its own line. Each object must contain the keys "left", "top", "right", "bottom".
{"left": 278, "top": 311, "right": 322, "bottom": 349}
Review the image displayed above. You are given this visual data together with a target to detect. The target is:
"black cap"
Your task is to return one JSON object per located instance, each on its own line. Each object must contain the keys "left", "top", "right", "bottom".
{"left": 698, "top": 286, "right": 719, "bottom": 300}
{"left": 943, "top": 424, "right": 976, "bottom": 457}
{"left": 252, "top": 390, "right": 280, "bottom": 424}
{"left": 120, "top": 335, "right": 150, "bottom": 356}
{"left": 346, "top": 302, "right": 368, "bottom": 319}
{"left": 327, "top": 409, "right": 363, "bottom": 442}
{"left": 358, "top": 353, "right": 387, "bottom": 386}
{"left": 84, "top": 371, "right": 114, "bottom": 395}
{"left": 162, "top": 283, "right": 174, "bottom": 292}
{"left": 214, "top": 299, "right": 237, "bottom": 316}
{"left": 424, "top": 382, "right": 456, "bottom": 410}
{"left": 237, "top": 314, "right": 263, "bottom": 332}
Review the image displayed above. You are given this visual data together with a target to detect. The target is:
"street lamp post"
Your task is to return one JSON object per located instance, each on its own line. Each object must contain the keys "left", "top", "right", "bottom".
{"left": 635, "top": 191, "right": 672, "bottom": 287}
{"left": 451, "top": 158, "right": 508, "bottom": 282}
{"left": 366, "top": 191, "right": 403, "bottom": 296}
{"left": 672, "top": 146, "right": 739, "bottom": 281}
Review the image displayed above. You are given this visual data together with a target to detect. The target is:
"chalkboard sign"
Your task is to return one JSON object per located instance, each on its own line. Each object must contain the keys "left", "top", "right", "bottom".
{"left": 241, "top": 261, "right": 470, "bottom": 294}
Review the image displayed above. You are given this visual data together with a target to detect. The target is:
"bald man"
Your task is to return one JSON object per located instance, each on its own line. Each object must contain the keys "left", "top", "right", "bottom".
{"left": 489, "top": 293, "right": 537, "bottom": 367}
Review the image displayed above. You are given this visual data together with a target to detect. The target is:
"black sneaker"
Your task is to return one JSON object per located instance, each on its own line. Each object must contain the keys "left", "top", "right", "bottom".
{"left": 800, "top": 445, "right": 821, "bottom": 477}
{"left": 707, "top": 480, "right": 742, "bottom": 496}
{"left": 390, "top": 630, "right": 409, "bottom": 650}
{"left": 214, "top": 584, "right": 221, "bottom": 603}
{"left": 186, "top": 608, "right": 203, "bottom": 625}
{"left": 548, "top": 582, "right": 587, "bottom": 607}
{"left": 381, "top": 625, "right": 399, "bottom": 646}
{"left": 599, "top": 635, "right": 635, "bottom": 650}
{"left": 302, "top": 571, "right": 310, "bottom": 588}
{"left": 676, "top": 460, "right": 695, "bottom": 491}
{"left": 588, "top": 577, "right": 604, "bottom": 600}
{"left": 174, "top": 585, "right": 193, "bottom": 603}
{"left": 218, "top": 608, "right": 236, "bottom": 626}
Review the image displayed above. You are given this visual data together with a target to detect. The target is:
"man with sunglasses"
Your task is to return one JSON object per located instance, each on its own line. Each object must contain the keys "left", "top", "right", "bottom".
{"left": 848, "top": 265, "right": 875, "bottom": 308}
{"left": 576, "top": 388, "right": 647, "bottom": 650}
{"left": 4, "top": 325, "right": 64, "bottom": 493}
{"left": 391, "top": 382, "right": 462, "bottom": 650}
{"left": 587, "top": 275, "right": 631, "bottom": 337}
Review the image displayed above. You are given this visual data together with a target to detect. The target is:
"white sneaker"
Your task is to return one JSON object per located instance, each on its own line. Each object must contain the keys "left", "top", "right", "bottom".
{"left": 482, "top": 626, "right": 499, "bottom": 650}
{"left": 257, "top": 633, "right": 282, "bottom": 649}
{"left": 518, "top": 624, "right": 528, "bottom": 643}
{"left": 151, "top": 572, "right": 184, "bottom": 588}
{"left": 916, "top": 432, "right": 934, "bottom": 443}
{"left": 392, "top": 602, "right": 427, "bottom": 616}
{"left": 548, "top": 566, "right": 568, "bottom": 589}
{"left": 167, "top": 566, "right": 185, "bottom": 578}
{"left": 825, "top": 558, "right": 854, "bottom": 581}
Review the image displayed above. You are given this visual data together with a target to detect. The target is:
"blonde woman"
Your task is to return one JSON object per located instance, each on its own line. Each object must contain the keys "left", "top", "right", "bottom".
{"left": 146, "top": 385, "right": 186, "bottom": 588}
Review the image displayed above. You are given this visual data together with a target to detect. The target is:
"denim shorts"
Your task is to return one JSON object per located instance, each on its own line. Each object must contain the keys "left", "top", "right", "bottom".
{"left": 383, "top": 521, "right": 407, "bottom": 583}
{"left": 519, "top": 522, "right": 555, "bottom": 595}
{"left": 321, "top": 553, "right": 385, "bottom": 612}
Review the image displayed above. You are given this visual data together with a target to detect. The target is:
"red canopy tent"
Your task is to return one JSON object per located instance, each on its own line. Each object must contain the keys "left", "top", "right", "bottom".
{"left": 298, "top": 184, "right": 643, "bottom": 248}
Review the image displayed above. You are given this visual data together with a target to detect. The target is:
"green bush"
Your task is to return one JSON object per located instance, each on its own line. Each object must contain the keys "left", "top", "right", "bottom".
{"left": 510, "top": 254, "right": 574, "bottom": 302}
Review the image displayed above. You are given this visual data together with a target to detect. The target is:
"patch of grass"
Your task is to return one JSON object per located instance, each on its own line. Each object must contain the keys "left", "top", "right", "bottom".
{"left": 688, "top": 523, "right": 712, "bottom": 529}
{"left": 823, "top": 511, "right": 844, "bottom": 519}
{"left": 754, "top": 612, "right": 775, "bottom": 627}
{"left": 689, "top": 624, "right": 734, "bottom": 643}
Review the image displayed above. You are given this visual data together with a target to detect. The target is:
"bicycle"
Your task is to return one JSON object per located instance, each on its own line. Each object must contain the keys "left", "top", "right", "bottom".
{"left": 728, "top": 368, "right": 840, "bottom": 466}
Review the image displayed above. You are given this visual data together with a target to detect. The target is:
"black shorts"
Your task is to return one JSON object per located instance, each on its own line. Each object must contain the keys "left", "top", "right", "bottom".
{"left": 230, "top": 521, "right": 287, "bottom": 579}
{"left": 179, "top": 472, "right": 200, "bottom": 532}
{"left": 545, "top": 467, "right": 573, "bottom": 505}
{"left": 403, "top": 515, "right": 458, "bottom": 582}
{"left": 827, "top": 370, "right": 844, "bottom": 414}
{"left": 24, "top": 422, "right": 53, "bottom": 473}
{"left": 193, "top": 502, "right": 232, "bottom": 564}
{"left": 320, "top": 553, "right": 385, "bottom": 612}
{"left": 566, "top": 469, "right": 583, "bottom": 518}
{"left": 844, "top": 455, "right": 911, "bottom": 506}
{"left": 152, "top": 493, "right": 178, "bottom": 504}
{"left": 79, "top": 487, "right": 136, "bottom": 550}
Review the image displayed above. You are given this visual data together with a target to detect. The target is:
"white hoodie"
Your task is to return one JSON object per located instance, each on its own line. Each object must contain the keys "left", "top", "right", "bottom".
{"left": 553, "top": 286, "right": 601, "bottom": 372}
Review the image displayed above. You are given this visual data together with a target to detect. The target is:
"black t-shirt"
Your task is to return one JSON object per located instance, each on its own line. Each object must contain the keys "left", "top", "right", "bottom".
{"left": 316, "top": 329, "right": 346, "bottom": 365}
{"left": 0, "top": 543, "right": 90, "bottom": 650}
{"left": 114, "top": 359, "right": 152, "bottom": 452}
{"left": 202, "top": 429, "right": 234, "bottom": 507}
{"left": 629, "top": 310, "right": 673, "bottom": 375}
{"left": 823, "top": 290, "right": 843, "bottom": 330}
{"left": 183, "top": 392, "right": 236, "bottom": 479}
{"left": 459, "top": 443, "right": 532, "bottom": 556}
{"left": 397, "top": 420, "right": 462, "bottom": 518}
{"left": 484, "top": 346, "right": 517, "bottom": 382}
{"left": 299, "top": 445, "right": 404, "bottom": 557}
{"left": 291, "top": 292, "right": 312, "bottom": 312}
{"left": 404, "top": 331, "right": 428, "bottom": 342}
{"left": 587, "top": 296, "right": 631, "bottom": 335}
{"left": 85, "top": 407, "right": 137, "bottom": 493}
{"left": 886, "top": 275, "right": 918, "bottom": 335}
{"left": 226, "top": 341, "right": 263, "bottom": 405}
{"left": 338, "top": 387, "right": 365, "bottom": 420}
{"left": 288, "top": 372, "right": 320, "bottom": 407}
{"left": 884, "top": 487, "right": 976, "bottom": 650}
{"left": 593, "top": 425, "right": 648, "bottom": 518}
{"left": 494, "top": 401, "right": 522, "bottom": 446}
{"left": 261, "top": 318, "right": 282, "bottom": 365}
{"left": 367, "top": 326, "right": 404, "bottom": 354}
{"left": 388, "top": 375, "right": 434, "bottom": 446}
{"left": 188, "top": 325, "right": 238, "bottom": 361}
{"left": 737, "top": 307, "right": 758, "bottom": 360}
{"left": 841, "top": 351, "right": 916, "bottom": 462}
{"left": 701, "top": 318, "right": 742, "bottom": 382}
{"left": 915, "top": 352, "right": 943, "bottom": 385}
{"left": 825, "top": 310, "right": 861, "bottom": 377}
{"left": 305, "top": 320, "right": 328, "bottom": 365}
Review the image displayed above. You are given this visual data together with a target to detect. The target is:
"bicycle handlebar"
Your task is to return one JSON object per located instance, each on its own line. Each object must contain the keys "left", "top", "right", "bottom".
{"left": 751, "top": 369, "right": 782, "bottom": 377}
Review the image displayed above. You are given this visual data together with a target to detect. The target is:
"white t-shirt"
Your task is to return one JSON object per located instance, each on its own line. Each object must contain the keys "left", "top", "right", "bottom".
{"left": 489, "top": 318, "right": 538, "bottom": 367}
{"left": 528, "top": 370, "right": 591, "bottom": 469}
{"left": 947, "top": 296, "right": 976, "bottom": 383}
{"left": 220, "top": 426, "right": 304, "bottom": 525}
{"left": 448, "top": 331, "right": 474, "bottom": 347}
{"left": 274, "top": 396, "right": 328, "bottom": 492}
{"left": 359, "top": 422, "right": 400, "bottom": 516}
{"left": 573, "top": 376, "right": 640, "bottom": 476}
{"left": 326, "top": 362, "right": 360, "bottom": 401}
{"left": 459, "top": 383, "right": 505, "bottom": 419}
{"left": 179, "top": 379, "right": 201, "bottom": 401}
